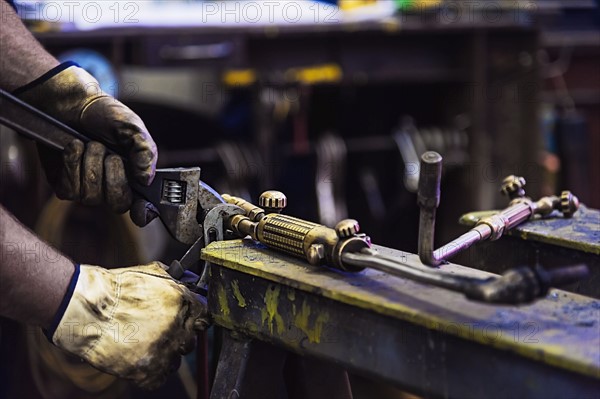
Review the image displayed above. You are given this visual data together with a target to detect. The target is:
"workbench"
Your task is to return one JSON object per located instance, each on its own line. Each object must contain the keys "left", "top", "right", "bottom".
{"left": 202, "top": 239, "right": 600, "bottom": 399}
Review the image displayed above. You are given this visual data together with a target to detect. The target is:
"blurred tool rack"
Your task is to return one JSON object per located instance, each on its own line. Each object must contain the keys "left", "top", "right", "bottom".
{"left": 34, "top": 10, "right": 545, "bottom": 248}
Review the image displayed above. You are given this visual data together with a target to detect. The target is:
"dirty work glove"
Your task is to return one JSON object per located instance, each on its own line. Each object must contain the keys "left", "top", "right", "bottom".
{"left": 14, "top": 62, "right": 158, "bottom": 226}
{"left": 46, "top": 262, "right": 209, "bottom": 390}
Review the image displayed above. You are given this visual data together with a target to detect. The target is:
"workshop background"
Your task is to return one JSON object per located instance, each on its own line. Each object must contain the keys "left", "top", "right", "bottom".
{"left": 1, "top": 1, "right": 599, "bottom": 399}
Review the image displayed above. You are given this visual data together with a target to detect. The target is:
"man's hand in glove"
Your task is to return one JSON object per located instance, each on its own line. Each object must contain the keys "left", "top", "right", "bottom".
{"left": 2, "top": 207, "right": 208, "bottom": 390}
{"left": 1, "top": 7, "right": 204, "bottom": 391}
{"left": 14, "top": 62, "right": 158, "bottom": 226}
{"left": 47, "top": 262, "right": 209, "bottom": 390}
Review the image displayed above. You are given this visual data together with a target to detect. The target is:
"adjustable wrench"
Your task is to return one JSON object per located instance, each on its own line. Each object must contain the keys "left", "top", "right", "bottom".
{"left": 0, "top": 88, "right": 223, "bottom": 246}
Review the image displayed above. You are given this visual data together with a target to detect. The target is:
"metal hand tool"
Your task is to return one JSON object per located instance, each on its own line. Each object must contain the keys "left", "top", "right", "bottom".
{"left": 0, "top": 88, "right": 222, "bottom": 245}
{"left": 221, "top": 191, "right": 588, "bottom": 304}
{"left": 417, "top": 151, "right": 581, "bottom": 267}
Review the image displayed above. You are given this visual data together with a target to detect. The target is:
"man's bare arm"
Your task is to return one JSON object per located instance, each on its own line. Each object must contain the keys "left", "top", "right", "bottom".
{"left": 0, "top": 0, "right": 59, "bottom": 91}
{"left": 0, "top": 3, "right": 74, "bottom": 327}
{"left": 0, "top": 204, "right": 73, "bottom": 329}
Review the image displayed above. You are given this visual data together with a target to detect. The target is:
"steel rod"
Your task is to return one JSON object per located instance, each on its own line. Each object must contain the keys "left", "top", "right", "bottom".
{"left": 416, "top": 151, "right": 533, "bottom": 266}
{"left": 342, "top": 248, "right": 589, "bottom": 304}
{"left": 432, "top": 225, "right": 492, "bottom": 262}
{"left": 342, "top": 251, "right": 477, "bottom": 293}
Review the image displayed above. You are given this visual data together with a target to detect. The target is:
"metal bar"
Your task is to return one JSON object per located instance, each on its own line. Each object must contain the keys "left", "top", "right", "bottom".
{"left": 0, "top": 88, "right": 93, "bottom": 151}
{"left": 417, "top": 151, "right": 445, "bottom": 266}
{"left": 416, "top": 151, "right": 579, "bottom": 267}
{"left": 342, "top": 250, "right": 482, "bottom": 293}
{"left": 210, "top": 332, "right": 252, "bottom": 399}
{"left": 432, "top": 226, "right": 491, "bottom": 261}
{"left": 210, "top": 330, "right": 288, "bottom": 399}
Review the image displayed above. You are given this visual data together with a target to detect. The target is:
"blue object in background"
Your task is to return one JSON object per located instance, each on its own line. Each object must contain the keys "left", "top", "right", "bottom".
{"left": 57, "top": 49, "right": 119, "bottom": 96}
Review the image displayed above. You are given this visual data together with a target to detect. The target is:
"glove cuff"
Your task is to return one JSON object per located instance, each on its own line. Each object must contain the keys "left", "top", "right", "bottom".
{"left": 13, "top": 61, "right": 80, "bottom": 96}
{"left": 13, "top": 63, "right": 108, "bottom": 129}
{"left": 46, "top": 262, "right": 208, "bottom": 388}
{"left": 44, "top": 263, "right": 81, "bottom": 341}
{"left": 50, "top": 265, "right": 118, "bottom": 346}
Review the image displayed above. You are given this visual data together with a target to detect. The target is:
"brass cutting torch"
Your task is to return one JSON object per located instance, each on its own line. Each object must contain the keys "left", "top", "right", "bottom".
{"left": 221, "top": 188, "right": 588, "bottom": 305}
{"left": 417, "top": 151, "right": 581, "bottom": 266}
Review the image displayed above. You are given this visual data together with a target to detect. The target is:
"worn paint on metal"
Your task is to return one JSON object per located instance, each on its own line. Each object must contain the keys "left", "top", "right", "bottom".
{"left": 208, "top": 265, "right": 599, "bottom": 397}
{"left": 287, "top": 289, "right": 297, "bottom": 315}
{"left": 460, "top": 205, "right": 600, "bottom": 255}
{"left": 231, "top": 280, "right": 247, "bottom": 308}
{"left": 216, "top": 282, "right": 231, "bottom": 317}
{"left": 202, "top": 239, "right": 600, "bottom": 379}
{"left": 293, "top": 300, "right": 329, "bottom": 344}
{"left": 261, "top": 285, "right": 285, "bottom": 335}
{"left": 287, "top": 289, "right": 296, "bottom": 302}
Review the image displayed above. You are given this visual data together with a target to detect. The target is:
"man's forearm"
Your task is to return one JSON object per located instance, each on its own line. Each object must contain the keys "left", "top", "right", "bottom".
{"left": 0, "top": 0, "right": 60, "bottom": 91}
{"left": 0, "top": 205, "right": 74, "bottom": 329}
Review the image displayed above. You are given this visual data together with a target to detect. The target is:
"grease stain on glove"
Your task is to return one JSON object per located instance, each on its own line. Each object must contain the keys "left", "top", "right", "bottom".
{"left": 50, "top": 263, "right": 208, "bottom": 390}
{"left": 16, "top": 64, "right": 158, "bottom": 226}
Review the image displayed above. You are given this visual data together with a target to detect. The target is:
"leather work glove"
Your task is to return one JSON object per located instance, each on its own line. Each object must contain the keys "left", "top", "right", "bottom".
{"left": 14, "top": 62, "right": 158, "bottom": 226}
{"left": 47, "top": 262, "right": 209, "bottom": 390}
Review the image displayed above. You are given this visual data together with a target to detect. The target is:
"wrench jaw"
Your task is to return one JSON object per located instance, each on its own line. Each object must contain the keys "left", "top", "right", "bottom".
{"left": 134, "top": 167, "right": 205, "bottom": 245}
{"left": 198, "top": 180, "right": 226, "bottom": 216}
{"left": 165, "top": 203, "right": 246, "bottom": 294}
{"left": 145, "top": 170, "right": 241, "bottom": 294}
{"left": 197, "top": 204, "right": 247, "bottom": 291}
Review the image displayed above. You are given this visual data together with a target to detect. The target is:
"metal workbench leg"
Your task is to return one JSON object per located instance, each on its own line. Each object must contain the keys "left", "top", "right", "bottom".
{"left": 210, "top": 330, "right": 287, "bottom": 399}
{"left": 284, "top": 355, "right": 353, "bottom": 399}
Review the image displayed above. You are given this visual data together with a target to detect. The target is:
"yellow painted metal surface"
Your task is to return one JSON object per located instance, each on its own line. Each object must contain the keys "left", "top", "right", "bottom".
{"left": 293, "top": 300, "right": 329, "bottom": 344}
{"left": 260, "top": 285, "right": 285, "bottom": 335}
{"left": 202, "top": 239, "right": 600, "bottom": 379}
{"left": 216, "top": 283, "right": 231, "bottom": 317}
{"left": 231, "top": 280, "right": 247, "bottom": 308}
